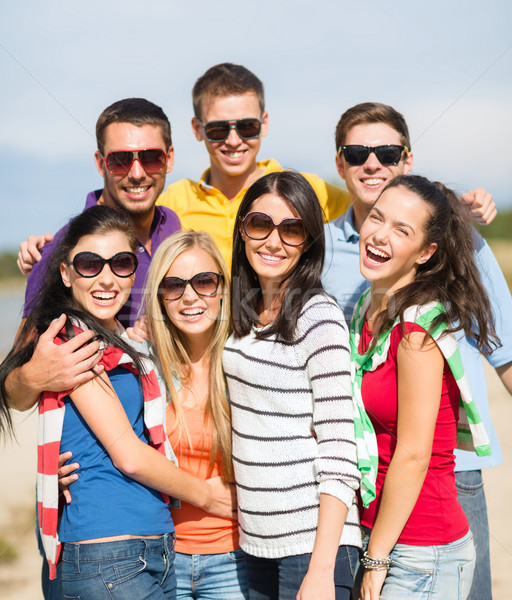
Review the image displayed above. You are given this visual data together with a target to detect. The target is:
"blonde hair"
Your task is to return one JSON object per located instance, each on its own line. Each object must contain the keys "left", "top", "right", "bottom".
{"left": 145, "top": 231, "right": 233, "bottom": 481}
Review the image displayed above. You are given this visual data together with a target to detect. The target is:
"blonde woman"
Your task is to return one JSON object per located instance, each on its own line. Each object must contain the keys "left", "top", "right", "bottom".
{"left": 145, "top": 231, "right": 248, "bottom": 600}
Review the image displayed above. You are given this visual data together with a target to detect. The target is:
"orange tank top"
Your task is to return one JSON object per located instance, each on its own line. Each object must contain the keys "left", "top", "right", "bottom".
{"left": 166, "top": 403, "right": 239, "bottom": 554}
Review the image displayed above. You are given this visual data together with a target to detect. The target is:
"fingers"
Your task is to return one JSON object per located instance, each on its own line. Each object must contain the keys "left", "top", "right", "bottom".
{"left": 17, "top": 233, "right": 53, "bottom": 275}
{"left": 129, "top": 315, "right": 151, "bottom": 342}
{"left": 126, "top": 326, "right": 144, "bottom": 343}
{"left": 39, "top": 314, "right": 68, "bottom": 340}
{"left": 58, "top": 451, "right": 73, "bottom": 467}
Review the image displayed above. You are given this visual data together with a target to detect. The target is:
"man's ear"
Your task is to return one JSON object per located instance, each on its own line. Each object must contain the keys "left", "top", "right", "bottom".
{"left": 416, "top": 242, "right": 437, "bottom": 265}
{"left": 191, "top": 117, "right": 204, "bottom": 142}
{"left": 335, "top": 154, "right": 346, "bottom": 182}
{"left": 166, "top": 146, "right": 175, "bottom": 174}
{"left": 260, "top": 111, "right": 269, "bottom": 138}
{"left": 60, "top": 262, "right": 72, "bottom": 288}
{"left": 94, "top": 150, "right": 106, "bottom": 178}
{"left": 403, "top": 150, "right": 414, "bottom": 175}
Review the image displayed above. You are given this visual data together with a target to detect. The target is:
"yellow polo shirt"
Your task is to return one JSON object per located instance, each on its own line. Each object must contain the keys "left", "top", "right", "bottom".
{"left": 157, "top": 158, "right": 350, "bottom": 269}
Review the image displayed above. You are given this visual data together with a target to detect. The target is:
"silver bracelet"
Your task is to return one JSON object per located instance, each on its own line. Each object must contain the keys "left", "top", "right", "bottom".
{"left": 360, "top": 551, "right": 391, "bottom": 571}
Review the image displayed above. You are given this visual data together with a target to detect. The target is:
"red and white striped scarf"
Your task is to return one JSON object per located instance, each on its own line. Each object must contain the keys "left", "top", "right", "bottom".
{"left": 36, "top": 320, "right": 173, "bottom": 579}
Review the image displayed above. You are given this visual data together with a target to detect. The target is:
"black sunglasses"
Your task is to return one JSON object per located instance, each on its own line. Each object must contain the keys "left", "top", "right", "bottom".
{"left": 103, "top": 149, "right": 168, "bottom": 175}
{"left": 240, "top": 212, "right": 307, "bottom": 247}
{"left": 200, "top": 118, "right": 262, "bottom": 142}
{"left": 67, "top": 251, "right": 138, "bottom": 278}
{"left": 338, "top": 144, "right": 409, "bottom": 166}
{"left": 159, "top": 272, "right": 223, "bottom": 301}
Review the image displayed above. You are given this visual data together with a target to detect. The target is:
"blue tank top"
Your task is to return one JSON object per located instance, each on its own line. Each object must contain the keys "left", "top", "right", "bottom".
{"left": 59, "top": 366, "right": 174, "bottom": 542}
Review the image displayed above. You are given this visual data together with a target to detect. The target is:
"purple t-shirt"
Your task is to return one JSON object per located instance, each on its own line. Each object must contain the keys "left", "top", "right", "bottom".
{"left": 23, "top": 189, "right": 181, "bottom": 326}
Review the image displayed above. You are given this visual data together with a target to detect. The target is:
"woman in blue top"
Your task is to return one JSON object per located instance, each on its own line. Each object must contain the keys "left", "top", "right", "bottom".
{"left": 0, "top": 206, "right": 234, "bottom": 600}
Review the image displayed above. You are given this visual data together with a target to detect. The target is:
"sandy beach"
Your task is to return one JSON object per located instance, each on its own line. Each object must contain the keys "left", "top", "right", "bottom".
{"left": 0, "top": 361, "right": 510, "bottom": 599}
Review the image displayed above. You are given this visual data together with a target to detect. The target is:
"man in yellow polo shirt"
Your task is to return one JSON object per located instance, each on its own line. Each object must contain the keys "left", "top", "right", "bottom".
{"left": 157, "top": 63, "right": 350, "bottom": 268}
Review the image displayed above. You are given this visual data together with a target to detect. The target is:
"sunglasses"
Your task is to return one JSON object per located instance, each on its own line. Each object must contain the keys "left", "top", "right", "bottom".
{"left": 159, "top": 272, "right": 223, "bottom": 301}
{"left": 200, "top": 118, "right": 262, "bottom": 142}
{"left": 240, "top": 212, "right": 307, "bottom": 247}
{"left": 338, "top": 144, "right": 409, "bottom": 166}
{"left": 67, "top": 251, "right": 138, "bottom": 278}
{"left": 103, "top": 149, "right": 168, "bottom": 175}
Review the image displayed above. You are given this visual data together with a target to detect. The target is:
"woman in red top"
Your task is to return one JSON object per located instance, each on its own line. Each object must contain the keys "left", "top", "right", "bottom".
{"left": 352, "top": 175, "right": 498, "bottom": 600}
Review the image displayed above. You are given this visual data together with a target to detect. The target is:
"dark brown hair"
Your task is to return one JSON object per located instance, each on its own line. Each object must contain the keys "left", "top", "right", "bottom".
{"left": 192, "top": 63, "right": 264, "bottom": 120}
{"left": 335, "top": 102, "right": 410, "bottom": 152}
{"left": 96, "top": 98, "right": 172, "bottom": 153}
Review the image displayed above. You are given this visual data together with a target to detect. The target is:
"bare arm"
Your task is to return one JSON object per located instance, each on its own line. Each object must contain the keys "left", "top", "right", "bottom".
{"left": 298, "top": 494, "right": 349, "bottom": 600}
{"left": 17, "top": 233, "right": 54, "bottom": 275}
{"left": 460, "top": 188, "right": 496, "bottom": 225}
{"left": 69, "top": 371, "right": 235, "bottom": 518}
{"left": 359, "top": 332, "right": 444, "bottom": 600}
{"left": 5, "top": 315, "right": 103, "bottom": 411}
{"left": 496, "top": 361, "right": 512, "bottom": 395}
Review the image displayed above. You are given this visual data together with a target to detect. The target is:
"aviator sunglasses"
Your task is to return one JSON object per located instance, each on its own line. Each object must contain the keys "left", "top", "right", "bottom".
{"left": 67, "top": 251, "right": 138, "bottom": 278}
{"left": 200, "top": 118, "right": 262, "bottom": 142}
{"left": 103, "top": 149, "right": 168, "bottom": 175}
{"left": 159, "top": 272, "right": 223, "bottom": 301}
{"left": 338, "top": 144, "right": 409, "bottom": 166}
{"left": 240, "top": 212, "right": 307, "bottom": 247}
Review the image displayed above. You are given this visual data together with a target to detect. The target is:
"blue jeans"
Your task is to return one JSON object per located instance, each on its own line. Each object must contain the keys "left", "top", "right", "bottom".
{"left": 174, "top": 549, "right": 249, "bottom": 599}
{"left": 245, "top": 545, "right": 358, "bottom": 600}
{"left": 356, "top": 530, "right": 475, "bottom": 599}
{"left": 61, "top": 535, "right": 176, "bottom": 599}
{"left": 455, "top": 470, "right": 492, "bottom": 600}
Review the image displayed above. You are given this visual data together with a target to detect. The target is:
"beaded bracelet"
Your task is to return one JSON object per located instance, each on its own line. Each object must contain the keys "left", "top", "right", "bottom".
{"left": 360, "top": 551, "right": 392, "bottom": 571}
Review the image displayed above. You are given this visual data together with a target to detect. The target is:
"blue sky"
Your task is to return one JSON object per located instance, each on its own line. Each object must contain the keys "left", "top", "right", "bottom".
{"left": 1, "top": 0, "right": 511, "bottom": 251}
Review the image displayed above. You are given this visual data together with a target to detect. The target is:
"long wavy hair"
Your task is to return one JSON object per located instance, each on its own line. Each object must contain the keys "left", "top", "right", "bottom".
{"left": 370, "top": 175, "right": 499, "bottom": 354}
{"left": 231, "top": 170, "right": 326, "bottom": 342}
{"left": 0, "top": 205, "right": 143, "bottom": 437}
{"left": 144, "top": 231, "right": 233, "bottom": 481}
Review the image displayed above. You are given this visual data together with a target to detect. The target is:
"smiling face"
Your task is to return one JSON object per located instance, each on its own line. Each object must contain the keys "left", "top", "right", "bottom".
{"left": 359, "top": 185, "right": 437, "bottom": 294}
{"left": 241, "top": 193, "right": 305, "bottom": 289}
{"left": 192, "top": 92, "right": 268, "bottom": 188}
{"left": 60, "top": 231, "right": 135, "bottom": 330}
{"left": 160, "top": 247, "right": 223, "bottom": 345}
{"left": 94, "top": 122, "right": 174, "bottom": 218}
{"left": 336, "top": 122, "right": 414, "bottom": 230}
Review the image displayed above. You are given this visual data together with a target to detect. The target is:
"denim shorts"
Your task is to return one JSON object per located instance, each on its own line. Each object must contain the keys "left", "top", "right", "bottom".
{"left": 175, "top": 548, "right": 249, "bottom": 599}
{"left": 245, "top": 544, "right": 359, "bottom": 600}
{"left": 356, "top": 530, "right": 475, "bottom": 600}
{"left": 61, "top": 534, "right": 176, "bottom": 600}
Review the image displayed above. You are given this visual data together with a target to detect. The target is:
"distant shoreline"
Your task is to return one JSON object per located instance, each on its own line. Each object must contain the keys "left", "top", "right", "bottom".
{"left": 0, "top": 278, "right": 25, "bottom": 292}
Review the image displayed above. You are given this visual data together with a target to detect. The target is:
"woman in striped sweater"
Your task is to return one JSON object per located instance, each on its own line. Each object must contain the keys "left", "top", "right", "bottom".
{"left": 223, "top": 171, "right": 361, "bottom": 600}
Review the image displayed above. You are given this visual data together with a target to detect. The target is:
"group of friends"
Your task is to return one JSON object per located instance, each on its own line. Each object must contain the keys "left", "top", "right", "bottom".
{"left": 1, "top": 62, "right": 511, "bottom": 600}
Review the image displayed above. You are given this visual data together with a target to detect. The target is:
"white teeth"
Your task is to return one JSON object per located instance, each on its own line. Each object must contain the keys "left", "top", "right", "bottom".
{"left": 259, "top": 253, "right": 282, "bottom": 262}
{"left": 181, "top": 308, "right": 205, "bottom": 316}
{"left": 126, "top": 186, "right": 149, "bottom": 194}
{"left": 364, "top": 179, "right": 384, "bottom": 186}
{"left": 224, "top": 152, "right": 244, "bottom": 158}
{"left": 367, "top": 245, "right": 390, "bottom": 258}
{"left": 93, "top": 292, "right": 116, "bottom": 300}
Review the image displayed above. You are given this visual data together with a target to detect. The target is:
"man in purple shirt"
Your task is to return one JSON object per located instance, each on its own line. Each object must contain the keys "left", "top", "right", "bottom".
{"left": 6, "top": 98, "right": 180, "bottom": 414}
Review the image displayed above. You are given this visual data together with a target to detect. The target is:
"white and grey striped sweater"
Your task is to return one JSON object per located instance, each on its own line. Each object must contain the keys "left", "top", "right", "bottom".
{"left": 223, "top": 294, "right": 361, "bottom": 558}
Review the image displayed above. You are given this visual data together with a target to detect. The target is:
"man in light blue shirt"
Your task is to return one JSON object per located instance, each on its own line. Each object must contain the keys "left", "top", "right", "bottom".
{"left": 322, "top": 102, "right": 512, "bottom": 600}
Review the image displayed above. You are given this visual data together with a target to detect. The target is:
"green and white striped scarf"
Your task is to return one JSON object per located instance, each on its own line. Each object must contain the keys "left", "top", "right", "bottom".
{"left": 350, "top": 289, "right": 491, "bottom": 508}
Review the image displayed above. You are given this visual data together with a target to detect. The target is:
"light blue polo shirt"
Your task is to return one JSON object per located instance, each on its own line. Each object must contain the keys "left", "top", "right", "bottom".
{"left": 322, "top": 208, "right": 512, "bottom": 471}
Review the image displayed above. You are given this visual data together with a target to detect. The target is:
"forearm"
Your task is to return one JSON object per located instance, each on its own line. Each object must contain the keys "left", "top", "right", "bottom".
{"left": 5, "top": 364, "right": 42, "bottom": 411}
{"left": 309, "top": 494, "right": 348, "bottom": 571}
{"left": 298, "top": 494, "right": 349, "bottom": 599}
{"left": 367, "top": 451, "right": 428, "bottom": 558}
{"left": 496, "top": 361, "right": 512, "bottom": 396}
{"left": 113, "top": 440, "right": 210, "bottom": 509}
